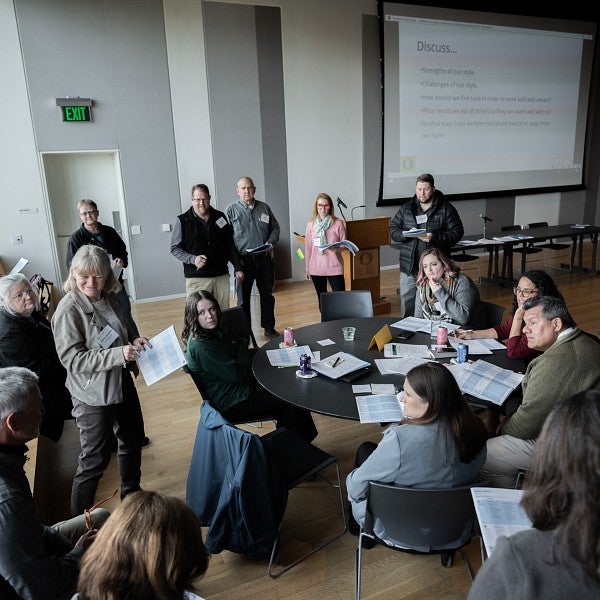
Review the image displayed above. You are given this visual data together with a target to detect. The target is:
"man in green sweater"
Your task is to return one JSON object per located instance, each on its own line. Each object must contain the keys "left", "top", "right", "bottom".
{"left": 482, "top": 296, "right": 600, "bottom": 487}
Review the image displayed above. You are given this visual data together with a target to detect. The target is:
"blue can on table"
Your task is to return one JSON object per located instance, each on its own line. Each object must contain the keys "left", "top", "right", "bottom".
{"left": 457, "top": 343, "right": 469, "bottom": 364}
{"left": 300, "top": 353, "right": 311, "bottom": 376}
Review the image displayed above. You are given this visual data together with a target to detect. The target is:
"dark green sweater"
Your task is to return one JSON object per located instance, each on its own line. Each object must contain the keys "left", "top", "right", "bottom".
{"left": 185, "top": 328, "right": 253, "bottom": 413}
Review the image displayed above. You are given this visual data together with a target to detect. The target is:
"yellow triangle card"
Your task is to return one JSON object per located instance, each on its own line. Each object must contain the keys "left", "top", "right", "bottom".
{"left": 368, "top": 324, "right": 393, "bottom": 351}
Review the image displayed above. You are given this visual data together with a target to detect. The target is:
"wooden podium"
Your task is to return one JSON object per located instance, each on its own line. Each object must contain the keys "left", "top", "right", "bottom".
{"left": 342, "top": 216, "right": 391, "bottom": 315}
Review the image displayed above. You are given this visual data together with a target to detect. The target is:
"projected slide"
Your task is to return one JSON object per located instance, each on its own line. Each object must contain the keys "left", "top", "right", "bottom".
{"left": 380, "top": 3, "right": 596, "bottom": 203}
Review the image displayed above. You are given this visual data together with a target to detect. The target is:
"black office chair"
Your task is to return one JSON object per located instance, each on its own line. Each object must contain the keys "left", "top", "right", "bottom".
{"left": 501, "top": 224, "right": 543, "bottom": 276}
{"left": 187, "top": 401, "right": 346, "bottom": 578}
{"left": 320, "top": 290, "right": 374, "bottom": 322}
{"left": 221, "top": 305, "right": 259, "bottom": 348}
{"left": 355, "top": 483, "right": 483, "bottom": 599}
{"left": 182, "top": 365, "right": 275, "bottom": 428}
{"left": 480, "top": 300, "right": 505, "bottom": 328}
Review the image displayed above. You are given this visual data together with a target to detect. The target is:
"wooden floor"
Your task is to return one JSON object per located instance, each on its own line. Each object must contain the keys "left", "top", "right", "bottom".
{"left": 29, "top": 245, "right": 599, "bottom": 599}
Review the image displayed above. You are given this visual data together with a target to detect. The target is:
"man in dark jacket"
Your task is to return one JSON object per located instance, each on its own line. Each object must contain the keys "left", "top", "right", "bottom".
{"left": 0, "top": 367, "right": 107, "bottom": 600}
{"left": 170, "top": 183, "right": 243, "bottom": 308}
{"left": 389, "top": 173, "right": 464, "bottom": 316}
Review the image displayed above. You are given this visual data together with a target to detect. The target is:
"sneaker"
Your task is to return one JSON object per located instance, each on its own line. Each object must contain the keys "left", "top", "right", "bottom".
{"left": 264, "top": 329, "right": 280, "bottom": 339}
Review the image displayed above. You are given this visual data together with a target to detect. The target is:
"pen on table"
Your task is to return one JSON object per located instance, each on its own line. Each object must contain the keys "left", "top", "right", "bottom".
{"left": 278, "top": 364, "right": 297, "bottom": 369}
{"left": 332, "top": 356, "right": 341, "bottom": 368}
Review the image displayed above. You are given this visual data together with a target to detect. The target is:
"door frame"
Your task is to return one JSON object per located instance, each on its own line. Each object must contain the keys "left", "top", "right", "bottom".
{"left": 38, "top": 149, "right": 137, "bottom": 300}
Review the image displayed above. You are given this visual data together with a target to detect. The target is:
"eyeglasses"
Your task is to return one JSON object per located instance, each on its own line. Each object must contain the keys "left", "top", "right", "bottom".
{"left": 513, "top": 287, "right": 538, "bottom": 297}
{"left": 11, "top": 289, "right": 35, "bottom": 300}
{"left": 84, "top": 489, "right": 118, "bottom": 530}
{"left": 79, "top": 210, "right": 98, "bottom": 217}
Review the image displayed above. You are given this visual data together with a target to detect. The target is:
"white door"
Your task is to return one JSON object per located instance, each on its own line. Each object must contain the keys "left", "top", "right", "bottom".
{"left": 41, "top": 151, "right": 135, "bottom": 298}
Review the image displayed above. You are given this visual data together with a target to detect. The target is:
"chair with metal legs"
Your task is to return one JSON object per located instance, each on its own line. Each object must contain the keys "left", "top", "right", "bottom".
{"left": 355, "top": 483, "right": 484, "bottom": 599}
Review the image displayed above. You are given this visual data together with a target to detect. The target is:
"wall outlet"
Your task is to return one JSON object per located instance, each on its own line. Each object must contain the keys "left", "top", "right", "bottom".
{"left": 11, "top": 234, "right": 23, "bottom": 245}
{"left": 161, "top": 223, "right": 172, "bottom": 232}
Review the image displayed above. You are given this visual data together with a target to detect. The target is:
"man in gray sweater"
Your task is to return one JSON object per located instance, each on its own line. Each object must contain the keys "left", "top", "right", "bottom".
{"left": 481, "top": 296, "right": 600, "bottom": 487}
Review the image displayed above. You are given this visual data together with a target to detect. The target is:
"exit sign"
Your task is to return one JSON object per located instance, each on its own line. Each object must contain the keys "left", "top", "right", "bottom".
{"left": 56, "top": 97, "right": 93, "bottom": 122}
{"left": 61, "top": 105, "right": 91, "bottom": 122}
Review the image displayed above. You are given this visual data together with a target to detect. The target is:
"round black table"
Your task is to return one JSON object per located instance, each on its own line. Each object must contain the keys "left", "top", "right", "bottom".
{"left": 252, "top": 317, "right": 525, "bottom": 420}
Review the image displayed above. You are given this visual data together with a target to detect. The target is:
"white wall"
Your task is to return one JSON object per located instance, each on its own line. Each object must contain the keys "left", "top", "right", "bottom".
{"left": 0, "top": 0, "right": 56, "bottom": 280}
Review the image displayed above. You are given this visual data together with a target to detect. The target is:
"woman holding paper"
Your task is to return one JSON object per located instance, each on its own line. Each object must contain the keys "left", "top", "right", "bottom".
{"left": 455, "top": 270, "right": 564, "bottom": 359}
{"left": 346, "top": 362, "right": 488, "bottom": 551}
{"left": 304, "top": 193, "right": 347, "bottom": 310}
{"left": 182, "top": 290, "right": 317, "bottom": 441}
{"left": 468, "top": 390, "right": 600, "bottom": 599}
{"left": 414, "top": 248, "right": 486, "bottom": 328}
{"left": 52, "top": 245, "right": 151, "bottom": 515}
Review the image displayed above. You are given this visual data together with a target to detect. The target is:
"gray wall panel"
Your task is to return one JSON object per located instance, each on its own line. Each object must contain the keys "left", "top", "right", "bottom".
{"left": 255, "top": 6, "right": 290, "bottom": 278}
{"left": 203, "top": 2, "right": 290, "bottom": 278}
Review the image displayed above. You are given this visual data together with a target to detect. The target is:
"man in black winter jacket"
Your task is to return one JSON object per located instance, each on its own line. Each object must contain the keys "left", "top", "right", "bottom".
{"left": 389, "top": 173, "right": 464, "bottom": 317}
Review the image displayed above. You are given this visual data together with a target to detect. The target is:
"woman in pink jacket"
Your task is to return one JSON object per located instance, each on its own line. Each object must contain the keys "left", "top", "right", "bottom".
{"left": 304, "top": 193, "right": 347, "bottom": 310}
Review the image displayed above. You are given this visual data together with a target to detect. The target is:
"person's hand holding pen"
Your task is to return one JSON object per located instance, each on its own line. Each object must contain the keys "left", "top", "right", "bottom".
{"left": 454, "top": 328, "right": 474, "bottom": 340}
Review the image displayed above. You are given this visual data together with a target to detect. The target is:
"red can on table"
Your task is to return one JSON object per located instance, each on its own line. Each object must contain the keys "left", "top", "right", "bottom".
{"left": 284, "top": 327, "right": 295, "bottom": 346}
{"left": 436, "top": 326, "right": 448, "bottom": 345}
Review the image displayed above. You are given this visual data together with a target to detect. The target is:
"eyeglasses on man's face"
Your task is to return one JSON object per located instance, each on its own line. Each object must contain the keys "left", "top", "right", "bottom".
{"left": 79, "top": 210, "right": 98, "bottom": 217}
{"left": 513, "top": 286, "right": 538, "bottom": 297}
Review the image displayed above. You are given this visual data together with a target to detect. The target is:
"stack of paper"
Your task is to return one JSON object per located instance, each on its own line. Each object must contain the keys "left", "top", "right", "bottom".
{"left": 356, "top": 394, "right": 404, "bottom": 423}
{"left": 383, "top": 343, "right": 430, "bottom": 358}
{"left": 317, "top": 239, "right": 359, "bottom": 255}
{"left": 447, "top": 360, "right": 523, "bottom": 405}
{"left": 471, "top": 487, "right": 532, "bottom": 556}
{"left": 402, "top": 229, "right": 426, "bottom": 237}
{"left": 266, "top": 345, "right": 314, "bottom": 367}
{"left": 312, "top": 352, "right": 370, "bottom": 380}
{"left": 137, "top": 326, "right": 187, "bottom": 386}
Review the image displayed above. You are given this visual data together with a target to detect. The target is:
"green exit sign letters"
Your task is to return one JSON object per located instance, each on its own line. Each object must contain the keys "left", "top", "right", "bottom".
{"left": 61, "top": 105, "right": 91, "bottom": 122}
{"left": 56, "top": 98, "right": 93, "bottom": 123}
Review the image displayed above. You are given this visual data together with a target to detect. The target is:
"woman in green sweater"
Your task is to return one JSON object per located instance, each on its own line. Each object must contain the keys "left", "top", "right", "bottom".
{"left": 182, "top": 290, "right": 317, "bottom": 441}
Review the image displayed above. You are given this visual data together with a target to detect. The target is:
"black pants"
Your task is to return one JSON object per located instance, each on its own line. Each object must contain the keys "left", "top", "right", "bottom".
{"left": 310, "top": 274, "right": 345, "bottom": 310}
{"left": 238, "top": 254, "right": 275, "bottom": 330}
{"left": 71, "top": 371, "right": 144, "bottom": 515}
{"left": 222, "top": 381, "right": 318, "bottom": 443}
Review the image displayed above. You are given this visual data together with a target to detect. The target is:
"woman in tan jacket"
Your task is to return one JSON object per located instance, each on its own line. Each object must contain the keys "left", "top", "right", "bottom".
{"left": 52, "top": 245, "right": 151, "bottom": 516}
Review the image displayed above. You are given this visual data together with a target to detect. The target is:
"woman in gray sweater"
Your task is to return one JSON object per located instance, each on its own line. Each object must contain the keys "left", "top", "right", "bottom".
{"left": 414, "top": 248, "right": 486, "bottom": 329}
{"left": 347, "top": 362, "right": 488, "bottom": 550}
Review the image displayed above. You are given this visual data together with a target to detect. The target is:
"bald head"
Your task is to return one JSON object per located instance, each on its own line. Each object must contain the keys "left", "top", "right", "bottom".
{"left": 236, "top": 177, "right": 256, "bottom": 206}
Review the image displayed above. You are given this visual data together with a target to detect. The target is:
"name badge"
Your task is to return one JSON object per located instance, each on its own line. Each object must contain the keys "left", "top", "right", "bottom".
{"left": 96, "top": 324, "right": 119, "bottom": 349}
{"left": 434, "top": 301, "right": 443, "bottom": 313}
{"left": 216, "top": 216, "right": 227, "bottom": 228}
{"left": 416, "top": 214, "right": 427, "bottom": 225}
{"left": 314, "top": 238, "right": 321, "bottom": 247}
{"left": 260, "top": 213, "right": 270, "bottom": 224}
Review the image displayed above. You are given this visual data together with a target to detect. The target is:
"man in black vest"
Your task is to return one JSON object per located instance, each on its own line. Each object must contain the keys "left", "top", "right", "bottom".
{"left": 170, "top": 184, "right": 243, "bottom": 307}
